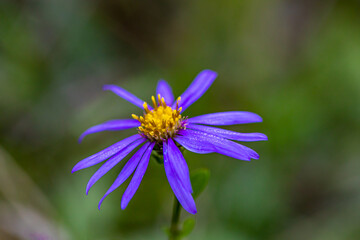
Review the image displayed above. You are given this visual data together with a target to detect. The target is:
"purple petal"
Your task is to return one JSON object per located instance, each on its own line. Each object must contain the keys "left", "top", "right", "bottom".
{"left": 98, "top": 141, "right": 151, "bottom": 209}
{"left": 176, "top": 129, "right": 259, "bottom": 161}
{"left": 79, "top": 119, "right": 141, "bottom": 143}
{"left": 174, "top": 70, "right": 217, "bottom": 112}
{"left": 163, "top": 141, "right": 197, "bottom": 214}
{"left": 167, "top": 138, "right": 193, "bottom": 193}
{"left": 174, "top": 133, "right": 215, "bottom": 154}
{"left": 156, "top": 80, "right": 174, "bottom": 105}
{"left": 72, "top": 134, "right": 143, "bottom": 173}
{"left": 103, "top": 85, "right": 152, "bottom": 110}
{"left": 86, "top": 137, "right": 146, "bottom": 194}
{"left": 188, "top": 111, "right": 262, "bottom": 125}
{"left": 120, "top": 142, "right": 155, "bottom": 209}
{"left": 187, "top": 124, "right": 268, "bottom": 142}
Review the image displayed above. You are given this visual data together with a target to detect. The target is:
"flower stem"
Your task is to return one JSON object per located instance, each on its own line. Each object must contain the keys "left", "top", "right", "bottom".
{"left": 169, "top": 195, "right": 181, "bottom": 240}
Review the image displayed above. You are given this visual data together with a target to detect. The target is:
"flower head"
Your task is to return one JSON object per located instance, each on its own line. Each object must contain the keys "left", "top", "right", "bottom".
{"left": 72, "top": 70, "right": 267, "bottom": 214}
{"left": 132, "top": 95, "right": 185, "bottom": 142}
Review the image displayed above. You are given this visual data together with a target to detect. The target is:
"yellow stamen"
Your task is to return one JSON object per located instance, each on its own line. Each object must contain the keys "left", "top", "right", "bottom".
{"left": 132, "top": 114, "right": 139, "bottom": 120}
{"left": 132, "top": 94, "right": 185, "bottom": 142}
{"left": 151, "top": 96, "right": 157, "bottom": 109}
{"left": 176, "top": 96, "right": 181, "bottom": 110}
{"left": 143, "top": 102, "right": 150, "bottom": 113}
{"left": 157, "top": 94, "right": 161, "bottom": 106}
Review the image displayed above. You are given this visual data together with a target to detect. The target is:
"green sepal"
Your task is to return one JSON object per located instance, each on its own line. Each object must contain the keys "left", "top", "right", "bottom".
{"left": 151, "top": 151, "right": 163, "bottom": 164}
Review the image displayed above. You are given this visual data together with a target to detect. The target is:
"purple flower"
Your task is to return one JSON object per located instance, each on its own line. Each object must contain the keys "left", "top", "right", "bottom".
{"left": 72, "top": 70, "right": 267, "bottom": 214}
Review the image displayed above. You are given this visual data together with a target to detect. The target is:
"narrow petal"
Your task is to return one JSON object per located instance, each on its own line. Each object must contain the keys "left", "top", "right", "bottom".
{"left": 121, "top": 142, "right": 155, "bottom": 209}
{"left": 86, "top": 138, "right": 146, "bottom": 194}
{"left": 163, "top": 141, "right": 197, "bottom": 214}
{"left": 98, "top": 141, "right": 151, "bottom": 209}
{"left": 167, "top": 138, "right": 193, "bottom": 193}
{"left": 176, "top": 129, "right": 259, "bottom": 161}
{"left": 72, "top": 134, "right": 142, "bottom": 173}
{"left": 156, "top": 80, "right": 174, "bottom": 105}
{"left": 187, "top": 124, "right": 268, "bottom": 142}
{"left": 174, "top": 70, "right": 217, "bottom": 112}
{"left": 174, "top": 136, "right": 214, "bottom": 154}
{"left": 103, "top": 85, "right": 152, "bottom": 110}
{"left": 79, "top": 119, "right": 141, "bottom": 142}
{"left": 188, "top": 111, "right": 263, "bottom": 125}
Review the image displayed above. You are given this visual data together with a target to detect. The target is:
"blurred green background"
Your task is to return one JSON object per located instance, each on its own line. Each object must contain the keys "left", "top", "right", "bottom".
{"left": 1, "top": 0, "right": 360, "bottom": 239}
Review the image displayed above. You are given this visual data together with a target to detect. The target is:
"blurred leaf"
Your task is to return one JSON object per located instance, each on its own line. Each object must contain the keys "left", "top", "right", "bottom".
{"left": 180, "top": 218, "right": 196, "bottom": 237}
{"left": 162, "top": 226, "right": 171, "bottom": 237}
{"left": 0, "top": 146, "right": 70, "bottom": 239}
{"left": 191, "top": 169, "right": 210, "bottom": 199}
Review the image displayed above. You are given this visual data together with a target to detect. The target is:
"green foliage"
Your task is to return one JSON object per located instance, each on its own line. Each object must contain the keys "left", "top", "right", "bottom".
{"left": 179, "top": 218, "right": 196, "bottom": 238}
{"left": 163, "top": 216, "right": 196, "bottom": 239}
{"left": 190, "top": 168, "right": 210, "bottom": 199}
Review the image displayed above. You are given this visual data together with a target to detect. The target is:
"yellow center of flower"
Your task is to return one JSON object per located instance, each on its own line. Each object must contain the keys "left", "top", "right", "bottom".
{"left": 132, "top": 95, "right": 185, "bottom": 142}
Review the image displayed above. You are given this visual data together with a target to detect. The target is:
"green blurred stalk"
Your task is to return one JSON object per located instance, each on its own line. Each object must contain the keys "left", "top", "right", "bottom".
{"left": 169, "top": 196, "right": 181, "bottom": 240}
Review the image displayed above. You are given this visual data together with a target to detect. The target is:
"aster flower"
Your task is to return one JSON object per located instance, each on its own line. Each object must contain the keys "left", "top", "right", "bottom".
{"left": 72, "top": 70, "right": 267, "bottom": 214}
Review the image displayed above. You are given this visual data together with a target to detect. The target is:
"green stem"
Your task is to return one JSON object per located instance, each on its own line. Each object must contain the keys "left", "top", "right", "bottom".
{"left": 169, "top": 195, "right": 181, "bottom": 240}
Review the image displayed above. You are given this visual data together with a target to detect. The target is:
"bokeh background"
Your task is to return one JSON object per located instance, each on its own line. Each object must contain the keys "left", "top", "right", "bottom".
{"left": 1, "top": 0, "right": 360, "bottom": 239}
